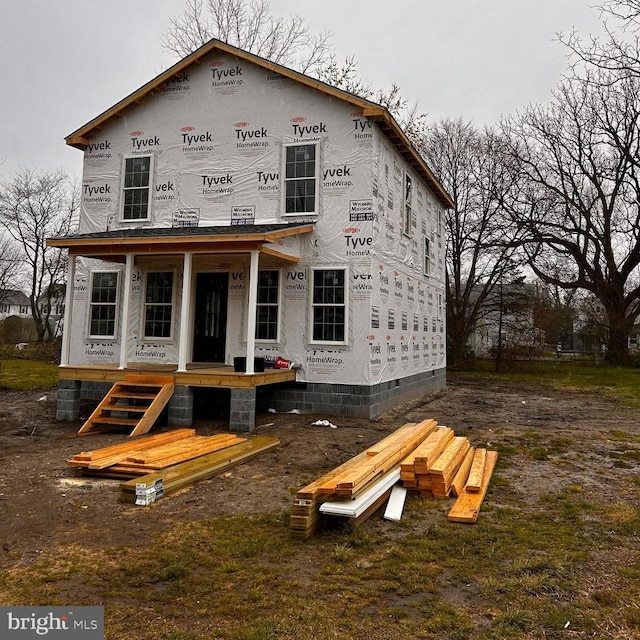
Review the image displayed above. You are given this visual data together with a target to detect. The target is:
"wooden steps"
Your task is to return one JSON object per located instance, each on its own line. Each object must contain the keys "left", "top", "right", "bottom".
{"left": 290, "top": 418, "right": 499, "bottom": 540}
{"left": 77, "top": 375, "right": 175, "bottom": 437}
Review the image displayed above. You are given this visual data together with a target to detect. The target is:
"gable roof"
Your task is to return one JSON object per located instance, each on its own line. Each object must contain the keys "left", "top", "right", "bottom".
{"left": 0, "top": 289, "right": 30, "bottom": 306}
{"left": 65, "top": 38, "right": 454, "bottom": 210}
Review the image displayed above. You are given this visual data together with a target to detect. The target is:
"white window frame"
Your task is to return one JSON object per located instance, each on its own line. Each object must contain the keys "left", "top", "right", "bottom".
{"left": 424, "top": 236, "right": 431, "bottom": 276}
{"left": 282, "top": 141, "right": 320, "bottom": 216}
{"left": 309, "top": 267, "right": 348, "bottom": 345}
{"left": 403, "top": 171, "right": 413, "bottom": 237}
{"left": 120, "top": 154, "right": 154, "bottom": 222}
{"left": 255, "top": 269, "right": 281, "bottom": 343}
{"left": 87, "top": 270, "right": 121, "bottom": 339}
{"left": 142, "top": 269, "right": 176, "bottom": 341}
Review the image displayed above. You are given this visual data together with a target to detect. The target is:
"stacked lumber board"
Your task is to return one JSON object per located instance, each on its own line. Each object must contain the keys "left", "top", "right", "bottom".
{"left": 290, "top": 419, "right": 498, "bottom": 539}
{"left": 67, "top": 429, "right": 247, "bottom": 477}
{"left": 119, "top": 436, "right": 280, "bottom": 504}
{"left": 291, "top": 420, "right": 437, "bottom": 539}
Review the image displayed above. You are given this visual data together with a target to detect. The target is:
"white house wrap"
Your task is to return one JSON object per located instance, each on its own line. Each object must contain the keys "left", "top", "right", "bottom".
{"left": 50, "top": 39, "right": 452, "bottom": 428}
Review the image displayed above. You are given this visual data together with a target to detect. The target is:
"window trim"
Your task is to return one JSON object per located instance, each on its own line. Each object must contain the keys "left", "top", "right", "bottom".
{"left": 120, "top": 154, "right": 154, "bottom": 222}
{"left": 403, "top": 171, "right": 413, "bottom": 237}
{"left": 281, "top": 141, "right": 320, "bottom": 217}
{"left": 142, "top": 269, "right": 176, "bottom": 341}
{"left": 255, "top": 268, "right": 281, "bottom": 343}
{"left": 423, "top": 236, "right": 431, "bottom": 277}
{"left": 87, "top": 270, "right": 121, "bottom": 340}
{"left": 309, "top": 267, "right": 348, "bottom": 346}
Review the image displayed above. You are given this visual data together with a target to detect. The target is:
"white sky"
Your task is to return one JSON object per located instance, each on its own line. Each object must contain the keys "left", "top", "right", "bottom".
{"left": 0, "top": 0, "right": 604, "bottom": 181}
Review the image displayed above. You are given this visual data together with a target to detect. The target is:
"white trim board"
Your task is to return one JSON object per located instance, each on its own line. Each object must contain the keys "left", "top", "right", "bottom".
{"left": 383, "top": 485, "right": 408, "bottom": 521}
{"left": 319, "top": 468, "right": 401, "bottom": 518}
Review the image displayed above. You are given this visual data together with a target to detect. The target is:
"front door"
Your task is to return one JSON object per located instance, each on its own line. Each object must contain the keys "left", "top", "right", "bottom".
{"left": 193, "top": 272, "right": 229, "bottom": 363}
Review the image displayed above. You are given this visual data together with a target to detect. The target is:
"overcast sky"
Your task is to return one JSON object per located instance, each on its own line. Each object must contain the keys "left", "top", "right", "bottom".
{"left": 0, "top": 0, "right": 604, "bottom": 181}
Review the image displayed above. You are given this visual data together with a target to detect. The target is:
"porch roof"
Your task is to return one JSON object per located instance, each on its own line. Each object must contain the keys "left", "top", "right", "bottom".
{"left": 47, "top": 222, "right": 314, "bottom": 263}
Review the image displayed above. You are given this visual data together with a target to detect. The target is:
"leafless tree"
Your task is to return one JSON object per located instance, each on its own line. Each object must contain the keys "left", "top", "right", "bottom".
{"left": 163, "top": 0, "right": 332, "bottom": 74}
{"left": 0, "top": 235, "right": 21, "bottom": 298}
{"left": 162, "top": 0, "right": 428, "bottom": 141}
{"left": 418, "top": 119, "right": 525, "bottom": 366}
{"left": 501, "top": 68, "right": 640, "bottom": 364}
{"left": 0, "top": 169, "right": 79, "bottom": 341}
{"left": 559, "top": 0, "right": 640, "bottom": 78}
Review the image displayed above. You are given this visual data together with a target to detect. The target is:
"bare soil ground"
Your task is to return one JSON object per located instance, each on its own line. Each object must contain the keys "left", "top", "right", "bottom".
{"left": 0, "top": 376, "right": 638, "bottom": 571}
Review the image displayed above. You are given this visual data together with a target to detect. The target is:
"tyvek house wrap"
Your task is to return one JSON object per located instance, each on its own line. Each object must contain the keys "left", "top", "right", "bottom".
{"left": 70, "top": 49, "right": 446, "bottom": 385}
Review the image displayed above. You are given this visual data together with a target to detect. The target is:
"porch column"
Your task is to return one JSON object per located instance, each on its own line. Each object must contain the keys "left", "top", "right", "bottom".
{"left": 177, "top": 251, "right": 193, "bottom": 372}
{"left": 59, "top": 254, "right": 76, "bottom": 367}
{"left": 118, "top": 253, "right": 134, "bottom": 370}
{"left": 245, "top": 249, "right": 260, "bottom": 374}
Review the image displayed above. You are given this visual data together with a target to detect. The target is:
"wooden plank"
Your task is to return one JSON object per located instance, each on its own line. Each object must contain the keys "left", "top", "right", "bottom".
{"left": 119, "top": 436, "right": 280, "bottom": 499}
{"left": 466, "top": 448, "right": 487, "bottom": 492}
{"left": 451, "top": 447, "right": 475, "bottom": 498}
{"left": 413, "top": 427, "right": 455, "bottom": 472}
{"left": 68, "top": 429, "right": 196, "bottom": 463}
{"left": 320, "top": 469, "right": 400, "bottom": 517}
{"left": 366, "top": 420, "right": 435, "bottom": 457}
{"left": 335, "top": 421, "right": 436, "bottom": 495}
{"left": 448, "top": 450, "right": 498, "bottom": 523}
{"left": 383, "top": 485, "right": 408, "bottom": 521}
{"left": 430, "top": 437, "right": 468, "bottom": 476}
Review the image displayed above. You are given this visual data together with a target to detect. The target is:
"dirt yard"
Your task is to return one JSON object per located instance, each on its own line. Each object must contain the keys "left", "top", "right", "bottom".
{"left": 0, "top": 375, "right": 638, "bottom": 572}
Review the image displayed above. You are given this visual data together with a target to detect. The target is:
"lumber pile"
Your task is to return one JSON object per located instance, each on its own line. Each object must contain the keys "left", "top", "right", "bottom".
{"left": 67, "top": 428, "right": 248, "bottom": 477}
{"left": 119, "top": 436, "right": 280, "bottom": 505}
{"left": 290, "top": 419, "right": 498, "bottom": 539}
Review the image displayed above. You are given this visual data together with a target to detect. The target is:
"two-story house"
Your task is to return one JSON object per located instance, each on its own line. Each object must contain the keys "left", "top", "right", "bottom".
{"left": 49, "top": 38, "right": 453, "bottom": 432}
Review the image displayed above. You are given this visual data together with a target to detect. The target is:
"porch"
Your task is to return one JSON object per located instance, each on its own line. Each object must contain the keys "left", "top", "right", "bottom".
{"left": 57, "top": 363, "right": 297, "bottom": 432}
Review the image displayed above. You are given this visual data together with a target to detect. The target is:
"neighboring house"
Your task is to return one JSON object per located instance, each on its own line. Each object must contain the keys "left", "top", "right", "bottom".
{"left": 0, "top": 289, "right": 31, "bottom": 321}
{"left": 38, "top": 285, "right": 66, "bottom": 338}
{"left": 466, "top": 282, "right": 545, "bottom": 358}
{"left": 48, "top": 38, "right": 453, "bottom": 431}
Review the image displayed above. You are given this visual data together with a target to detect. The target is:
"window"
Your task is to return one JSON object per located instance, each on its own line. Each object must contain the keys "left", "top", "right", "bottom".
{"left": 311, "top": 269, "right": 347, "bottom": 343}
{"left": 122, "top": 156, "right": 152, "bottom": 220}
{"left": 144, "top": 271, "right": 174, "bottom": 339}
{"left": 403, "top": 172, "right": 413, "bottom": 236}
{"left": 19, "top": 305, "right": 28, "bottom": 315}
{"left": 89, "top": 271, "right": 119, "bottom": 338}
{"left": 283, "top": 143, "right": 318, "bottom": 215}
{"left": 256, "top": 270, "right": 280, "bottom": 341}
{"left": 0, "top": 304, "right": 9, "bottom": 314}
{"left": 424, "top": 237, "right": 431, "bottom": 276}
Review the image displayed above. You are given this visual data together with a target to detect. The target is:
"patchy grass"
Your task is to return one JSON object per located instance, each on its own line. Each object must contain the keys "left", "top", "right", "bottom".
{"left": 0, "top": 357, "right": 59, "bottom": 390}
{"left": 451, "top": 360, "right": 640, "bottom": 404}
{"left": 1, "top": 359, "right": 640, "bottom": 638}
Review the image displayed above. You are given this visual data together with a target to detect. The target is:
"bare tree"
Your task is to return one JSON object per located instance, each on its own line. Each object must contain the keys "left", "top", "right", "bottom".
{"left": 163, "top": 0, "right": 332, "bottom": 74}
{"left": 0, "top": 169, "right": 79, "bottom": 341}
{"left": 162, "top": 0, "right": 428, "bottom": 141}
{"left": 0, "top": 235, "right": 21, "bottom": 297}
{"left": 501, "top": 68, "right": 640, "bottom": 364}
{"left": 418, "top": 119, "right": 525, "bottom": 366}
{"left": 560, "top": 0, "right": 640, "bottom": 78}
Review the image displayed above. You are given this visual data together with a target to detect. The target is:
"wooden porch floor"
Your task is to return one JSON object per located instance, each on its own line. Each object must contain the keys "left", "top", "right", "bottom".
{"left": 58, "top": 363, "right": 297, "bottom": 389}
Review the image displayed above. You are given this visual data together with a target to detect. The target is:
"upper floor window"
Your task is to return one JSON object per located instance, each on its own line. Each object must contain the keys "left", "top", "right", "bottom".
{"left": 143, "top": 271, "right": 174, "bottom": 339}
{"left": 311, "top": 268, "right": 347, "bottom": 344}
{"left": 122, "top": 156, "right": 152, "bottom": 220}
{"left": 283, "top": 143, "right": 319, "bottom": 215}
{"left": 19, "top": 305, "right": 29, "bottom": 315}
{"left": 424, "top": 237, "right": 431, "bottom": 276}
{"left": 403, "top": 173, "right": 413, "bottom": 237}
{"left": 0, "top": 304, "right": 9, "bottom": 314}
{"left": 256, "top": 270, "right": 280, "bottom": 341}
{"left": 89, "top": 271, "right": 119, "bottom": 338}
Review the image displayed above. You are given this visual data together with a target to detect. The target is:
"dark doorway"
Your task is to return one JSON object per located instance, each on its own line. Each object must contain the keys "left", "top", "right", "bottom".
{"left": 193, "top": 272, "right": 229, "bottom": 363}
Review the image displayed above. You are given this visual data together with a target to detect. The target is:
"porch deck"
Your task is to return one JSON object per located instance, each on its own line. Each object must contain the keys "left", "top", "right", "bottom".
{"left": 58, "top": 363, "right": 297, "bottom": 389}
